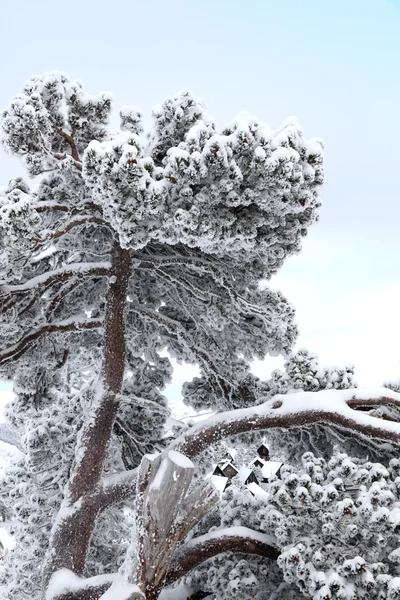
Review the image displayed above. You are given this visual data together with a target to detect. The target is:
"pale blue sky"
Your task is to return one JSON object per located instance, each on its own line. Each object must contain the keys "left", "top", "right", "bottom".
{"left": 1, "top": 0, "right": 400, "bottom": 401}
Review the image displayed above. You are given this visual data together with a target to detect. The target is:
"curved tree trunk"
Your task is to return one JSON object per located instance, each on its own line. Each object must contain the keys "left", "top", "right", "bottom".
{"left": 43, "top": 242, "right": 132, "bottom": 593}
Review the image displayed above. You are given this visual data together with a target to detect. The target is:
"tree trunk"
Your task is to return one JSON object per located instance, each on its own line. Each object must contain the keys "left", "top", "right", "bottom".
{"left": 43, "top": 242, "right": 132, "bottom": 593}
{"left": 120, "top": 451, "right": 218, "bottom": 600}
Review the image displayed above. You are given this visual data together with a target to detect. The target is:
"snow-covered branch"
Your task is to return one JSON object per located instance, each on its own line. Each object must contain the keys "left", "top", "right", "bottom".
{"left": 97, "top": 467, "right": 139, "bottom": 509}
{"left": 33, "top": 215, "right": 107, "bottom": 251}
{"left": 46, "top": 528, "right": 278, "bottom": 600}
{"left": 46, "top": 570, "right": 116, "bottom": 600}
{"left": 0, "top": 317, "right": 102, "bottom": 364}
{"left": 2, "top": 262, "right": 111, "bottom": 295}
{"left": 166, "top": 527, "right": 279, "bottom": 585}
{"left": 173, "top": 388, "right": 400, "bottom": 459}
{"left": 96, "top": 388, "right": 400, "bottom": 510}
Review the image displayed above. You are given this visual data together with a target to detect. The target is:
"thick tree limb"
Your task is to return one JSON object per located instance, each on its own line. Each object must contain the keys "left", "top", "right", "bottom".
{"left": 46, "top": 527, "right": 278, "bottom": 599}
{"left": 0, "top": 317, "right": 102, "bottom": 364}
{"left": 174, "top": 388, "right": 400, "bottom": 459}
{"left": 97, "top": 467, "right": 139, "bottom": 509}
{"left": 46, "top": 570, "right": 115, "bottom": 600}
{"left": 43, "top": 244, "right": 132, "bottom": 584}
{"left": 54, "top": 127, "right": 81, "bottom": 164}
{"left": 95, "top": 388, "right": 400, "bottom": 509}
{"left": 166, "top": 527, "right": 279, "bottom": 585}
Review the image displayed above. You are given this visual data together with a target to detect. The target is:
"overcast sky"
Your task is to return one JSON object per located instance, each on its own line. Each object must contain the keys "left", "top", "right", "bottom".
{"left": 0, "top": 0, "right": 399, "bottom": 405}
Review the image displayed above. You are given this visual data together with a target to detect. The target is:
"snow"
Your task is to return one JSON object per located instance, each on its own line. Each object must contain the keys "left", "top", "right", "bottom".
{"left": 261, "top": 461, "right": 282, "bottom": 479}
{"left": 237, "top": 466, "right": 253, "bottom": 484}
{"left": 247, "top": 482, "right": 269, "bottom": 499}
{"left": 210, "top": 474, "right": 229, "bottom": 493}
{"left": 150, "top": 457, "right": 168, "bottom": 490}
{"left": 183, "top": 526, "right": 276, "bottom": 549}
{"left": 46, "top": 569, "right": 116, "bottom": 600}
{"left": 3, "top": 261, "right": 111, "bottom": 291}
{"left": 31, "top": 244, "right": 57, "bottom": 263}
{"left": 168, "top": 449, "right": 194, "bottom": 469}
{"left": 100, "top": 579, "right": 144, "bottom": 600}
{"left": 159, "top": 583, "right": 194, "bottom": 600}
{"left": 174, "top": 387, "right": 400, "bottom": 453}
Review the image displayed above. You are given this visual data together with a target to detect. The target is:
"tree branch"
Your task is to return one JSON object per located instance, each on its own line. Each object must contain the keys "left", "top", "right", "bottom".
{"left": 54, "top": 127, "right": 81, "bottom": 164}
{"left": 129, "top": 304, "right": 231, "bottom": 400}
{"left": 2, "top": 262, "right": 111, "bottom": 295}
{"left": 174, "top": 388, "right": 400, "bottom": 459}
{"left": 43, "top": 245, "right": 132, "bottom": 584}
{"left": 46, "top": 570, "right": 115, "bottom": 600}
{"left": 33, "top": 215, "right": 107, "bottom": 251}
{"left": 94, "top": 388, "right": 400, "bottom": 510}
{"left": 166, "top": 527, "right": 279, "bottom": 585}
{"left": 0, "top": 317, "right": 102, "bottom": 364}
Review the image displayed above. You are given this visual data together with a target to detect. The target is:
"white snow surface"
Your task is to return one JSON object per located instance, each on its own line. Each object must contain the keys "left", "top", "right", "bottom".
{"left": 168, "top": 449, "right": 194, "bottom": 469}
{"left": 100, "top": 579, "right": 144, "bottom": 600}
{"left": 159, "top": 583, "right": 194, "bottom": 600}
{"left": 261, "top": 461, "right": 283, "bottom": 479}
{"left": 247, "top": 482, "right": 270, "bottom": 499}
{"left": 210, "top": 474, "right": 229, "bottom": 493}
{"left": 173, "top": 387, "right": 400, "bottom": 450}
{"left": 237, "top": 466, "right": 253, "bottom": 484}
{"left": 182, "top": 526, "right": 276, "bottom": 549}
{"left": 46, "top": 569, "right": 116, "bottom": 600}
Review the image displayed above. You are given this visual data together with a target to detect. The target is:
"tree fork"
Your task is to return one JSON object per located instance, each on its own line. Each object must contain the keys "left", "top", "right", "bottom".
{"left": 43, "top": 241, "right": 132, "bottom": 592}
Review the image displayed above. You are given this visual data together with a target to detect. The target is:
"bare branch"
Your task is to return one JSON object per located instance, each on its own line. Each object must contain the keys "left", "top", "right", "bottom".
{"left": 0, "top": 317, "right": 102, "bottom": 364}
{"left": 166, "top": 527, "right": 279, "bottom": 585}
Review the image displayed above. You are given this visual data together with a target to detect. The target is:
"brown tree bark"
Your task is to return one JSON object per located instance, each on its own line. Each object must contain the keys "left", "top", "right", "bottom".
{"left": 43, "top": 241, "right": 132, "bottom": 590}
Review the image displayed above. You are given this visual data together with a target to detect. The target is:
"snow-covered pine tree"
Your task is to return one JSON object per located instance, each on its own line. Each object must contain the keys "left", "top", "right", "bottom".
{"left": 262, "top": 349, "right": 360, "bottom": 462}
{"left": 272, "top": 348, "right": 357, "bottom": 393}
{"left": 186, "top": 451, "right": 400, "bottom": 600}
{"left": 0, "top": 72, "right": 323, "bottom": 599}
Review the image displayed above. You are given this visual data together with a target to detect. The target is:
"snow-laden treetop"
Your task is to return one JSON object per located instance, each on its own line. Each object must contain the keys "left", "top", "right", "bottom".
{"left": 0, "top": 72, "right": 324, "bottom": 414}
{"left": 1, "top": 71, "right": 323, "bottom": 269}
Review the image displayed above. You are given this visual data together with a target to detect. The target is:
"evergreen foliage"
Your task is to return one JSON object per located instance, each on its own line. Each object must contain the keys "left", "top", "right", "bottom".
{"left": 0, "top": 72, "right": 323, "bottom": 599}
